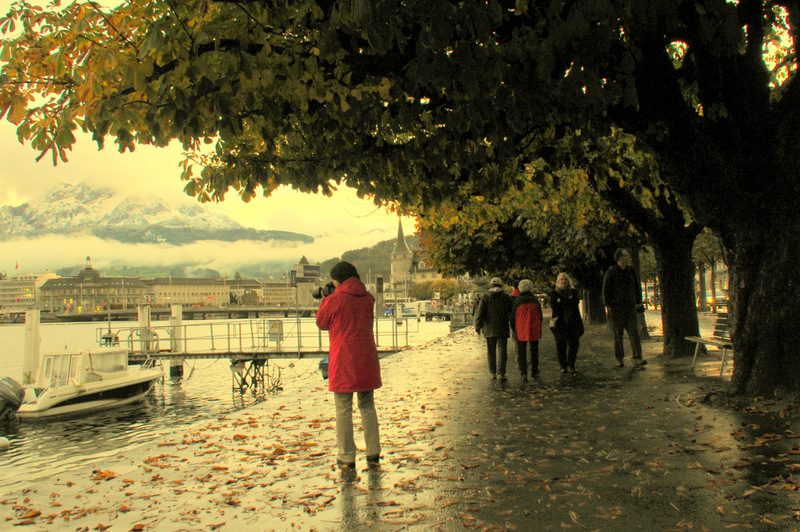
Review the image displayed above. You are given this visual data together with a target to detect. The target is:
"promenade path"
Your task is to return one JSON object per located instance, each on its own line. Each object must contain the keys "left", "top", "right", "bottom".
{"left": 2, "top": 311, "right": 799, "bottom": 531}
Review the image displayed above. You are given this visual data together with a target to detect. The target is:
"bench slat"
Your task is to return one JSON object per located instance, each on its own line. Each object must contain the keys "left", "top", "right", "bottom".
{"left": 686, "top": 312, "right": 733, "bottom": 377}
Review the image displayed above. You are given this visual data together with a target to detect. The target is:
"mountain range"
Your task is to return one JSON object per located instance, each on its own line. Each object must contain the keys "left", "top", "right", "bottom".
{"left": 0, "top": 182, "right": 314, "bottom": 245}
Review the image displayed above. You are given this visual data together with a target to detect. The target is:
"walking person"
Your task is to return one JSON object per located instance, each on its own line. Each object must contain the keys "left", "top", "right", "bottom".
{"left": 315, "top": 261, "right": 382, "bottom": 470}
{"left": 474, "top": 277, "right": 513, "bottom": 381}
{"left": 511, "top": 279, "right": 543, "bottom": 382}
{"left": 548, "top": 273, "right": 584, "bottom": 374}
{"left": 602, "top": 248, "right": 646, "bottom": 368}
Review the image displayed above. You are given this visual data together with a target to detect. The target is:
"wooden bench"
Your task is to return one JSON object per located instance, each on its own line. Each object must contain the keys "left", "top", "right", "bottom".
{"left": 685, "top": 312, "right": 733, "bottom": 376}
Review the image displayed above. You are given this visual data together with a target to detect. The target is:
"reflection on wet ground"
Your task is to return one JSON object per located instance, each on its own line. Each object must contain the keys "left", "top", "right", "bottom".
{"left": 2, "top": 319, "right": 799, "bottom": 530}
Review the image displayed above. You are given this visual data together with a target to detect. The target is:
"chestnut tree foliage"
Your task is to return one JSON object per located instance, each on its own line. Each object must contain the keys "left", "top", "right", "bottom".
{"left": 1, "top": 0, "right": 799, "bottom": 395}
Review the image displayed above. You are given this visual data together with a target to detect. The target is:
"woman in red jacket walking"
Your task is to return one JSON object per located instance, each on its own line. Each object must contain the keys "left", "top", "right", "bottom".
{"left": 316, "top": 261, "right": 382, "bottom": 470}
{"left": 510, "top": 279, "right": 543, "bottom": 382}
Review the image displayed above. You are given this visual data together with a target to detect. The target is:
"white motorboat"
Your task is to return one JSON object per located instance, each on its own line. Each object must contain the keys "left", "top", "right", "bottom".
{"left": 1, "top": 347, "right": 162, "bottom": 420}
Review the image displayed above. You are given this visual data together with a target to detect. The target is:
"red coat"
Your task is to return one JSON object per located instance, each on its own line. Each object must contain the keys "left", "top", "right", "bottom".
{"left": 511, "top": 292, "right": 543, "bottom": 341}
{"left": 315, "top": 277, "right": 382, "bottom": 393}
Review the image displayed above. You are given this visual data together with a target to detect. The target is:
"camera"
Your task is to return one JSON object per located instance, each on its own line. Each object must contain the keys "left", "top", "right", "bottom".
{"left": 312, "top": 282, "right": 336, "bottom": 299}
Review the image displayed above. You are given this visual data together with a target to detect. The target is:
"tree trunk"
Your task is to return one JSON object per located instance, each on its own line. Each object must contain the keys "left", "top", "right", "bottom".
{"left": 728, "top": 219, "right": 800, "bottom": 395}
{"left": 571, "top": 261, "right": 609, "bottom": 325}
{"left": 585, "top": 286, "right": 606, "bottom": 324}
{"left": 651, "top": 231, "right": 700, "bottom": 358}
{"left": 697, "top": 263, "right": 710, "bottom": 312}
{"left": 630, "top": 250, "right": 650, "bottom": 340}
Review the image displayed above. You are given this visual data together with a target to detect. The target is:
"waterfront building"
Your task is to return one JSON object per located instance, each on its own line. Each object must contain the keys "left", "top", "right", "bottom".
{"left": 225, "top": 278, "right": 264, "bottom": 305}
{"left": 40, "top": 258, "right": 147, "bottom": 313}
{"left": 144, "top": 277, "right": 227, "bottom": 307}
{"left": 262, "top": 280, "right": 293, "bottom": 307}
{"left": 0, "top": 272, "right": 59, "bottom": 312}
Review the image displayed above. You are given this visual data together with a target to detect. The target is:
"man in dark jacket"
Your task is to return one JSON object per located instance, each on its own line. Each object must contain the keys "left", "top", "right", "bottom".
{"left": 602, "top": 248, "right": 646, "bottom": 368}
{"left": 474, "top": 277, "right": 513, "bottom": 380}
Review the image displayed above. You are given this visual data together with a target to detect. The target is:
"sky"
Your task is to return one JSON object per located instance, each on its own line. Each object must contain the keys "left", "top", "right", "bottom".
{"left": 0, "top": 0, "right": 416, "bottom": 277}
{"left": 0, "top": 122, "right": 413, "bottom": 276}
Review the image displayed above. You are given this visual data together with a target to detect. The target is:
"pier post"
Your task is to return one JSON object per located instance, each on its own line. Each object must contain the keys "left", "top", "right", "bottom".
{"left": 169, "top": 304, "right": 184, "bottom": 377}
{"left": 374, "top": 275, "right": 384, "bottom": 348}
{"left": 23, "top": 309, "right": 41, "bottom": 385}
{"left": 137, "top": 305, "right": 157, "bottom": 355}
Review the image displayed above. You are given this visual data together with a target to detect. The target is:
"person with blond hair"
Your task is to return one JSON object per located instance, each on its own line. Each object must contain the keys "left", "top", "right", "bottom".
{"left": 548, "top": 273, "right": 584, "bottom": 374}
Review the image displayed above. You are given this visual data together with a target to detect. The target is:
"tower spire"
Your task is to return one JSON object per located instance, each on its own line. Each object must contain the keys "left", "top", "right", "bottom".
{"left": 391, "top": 219, "right": 412, "bottom": 255}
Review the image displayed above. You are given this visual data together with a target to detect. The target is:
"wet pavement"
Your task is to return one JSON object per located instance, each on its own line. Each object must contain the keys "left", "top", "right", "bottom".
{"left": 2, "top": 311, "right": 799, "bottom": 531}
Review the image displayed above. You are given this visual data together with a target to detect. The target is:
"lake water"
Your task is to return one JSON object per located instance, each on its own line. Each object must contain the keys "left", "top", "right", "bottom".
{"left": 0, "top": 316, "right": 452, "bottom": 490}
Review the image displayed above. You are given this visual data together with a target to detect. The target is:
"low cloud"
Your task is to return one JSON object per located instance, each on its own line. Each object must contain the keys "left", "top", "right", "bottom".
{"left": 1, "top": 225, "right": 400, "bottom": 278}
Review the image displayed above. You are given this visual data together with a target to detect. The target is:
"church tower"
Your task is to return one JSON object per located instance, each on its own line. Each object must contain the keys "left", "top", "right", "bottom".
{"left": 390, "top": 219, "right": 415, "bottom": 300}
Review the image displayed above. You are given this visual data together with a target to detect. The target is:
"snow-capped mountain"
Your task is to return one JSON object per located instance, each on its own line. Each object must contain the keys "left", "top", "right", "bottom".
{"left": 0, "top": 182, "right": 312, "bottom": 244}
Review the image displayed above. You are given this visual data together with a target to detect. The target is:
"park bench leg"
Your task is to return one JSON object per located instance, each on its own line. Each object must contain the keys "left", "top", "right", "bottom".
{"left": 691, "top": 342, "right": 702, "bottom": 366}
{"left": 720, "top": 348, "right": 728, "bottom": 377}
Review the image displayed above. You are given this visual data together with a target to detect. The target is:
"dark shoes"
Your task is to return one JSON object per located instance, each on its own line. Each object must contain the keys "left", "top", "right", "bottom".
{"left": 561, "top": 368, "right": 568, "bottom": 374}
{"left": 338, "top": 456, "right": 380, "bottom": 469}
{"left": 635, "top": 358, "right": 648, "bottom": 366}
{"left": 568, "top": 366, "right": 577, "bottom": 374}
{"left": 532, "top": 372, "right": 540, "bottom": 379}
{"left": 336, "top": 459, "right": 356, "bottom": 470}
{"left": 499, "top": 375, "right": 508, "bottom": 382}
{"left": 616, "top": 360, "right": 624, "bottom": 368}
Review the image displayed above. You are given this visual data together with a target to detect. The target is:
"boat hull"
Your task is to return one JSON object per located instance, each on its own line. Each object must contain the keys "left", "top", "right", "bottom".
{"left": 17, "top": 370, "right": 162, "bottom": 420}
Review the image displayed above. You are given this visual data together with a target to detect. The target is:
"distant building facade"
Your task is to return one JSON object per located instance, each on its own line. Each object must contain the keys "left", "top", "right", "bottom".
{"left": 0, "top": 272, "right": 58, "bottom": 312}
{"left": 145, "top": 278, "right": 227, "bottom": 307}
{"left": 40, "top": 258, "right": 147, "bottom": 313}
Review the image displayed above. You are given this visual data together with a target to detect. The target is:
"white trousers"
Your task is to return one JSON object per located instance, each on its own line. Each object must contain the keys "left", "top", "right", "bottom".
{"left": 334, "top": 391, "right": 381, "bottom": 463}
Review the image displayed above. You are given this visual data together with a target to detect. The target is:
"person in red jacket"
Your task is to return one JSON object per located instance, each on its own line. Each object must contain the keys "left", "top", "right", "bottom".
{"left": 510, "top": 279, "right": 543, "bottom": 382}
{"left": 316, "top": 261, "right": 382, "bottom": 470}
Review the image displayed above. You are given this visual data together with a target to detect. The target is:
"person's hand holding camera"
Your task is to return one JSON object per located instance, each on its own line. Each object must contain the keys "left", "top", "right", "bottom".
{"left": 312, "top": 282, "right": 336, "bottom": 300}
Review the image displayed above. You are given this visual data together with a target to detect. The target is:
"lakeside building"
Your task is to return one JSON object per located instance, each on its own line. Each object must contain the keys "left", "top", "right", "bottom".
{"left": 225, "top": 278, "right": 264, "bottom": 306}
{"left": 145, "top": 277, "right": 227, "bottom": 307}
{"left": 0, "top": 272, "right": 59, "bottom": 313}
{"left": 40, "top": 258, "right": 147, "bottom": 313}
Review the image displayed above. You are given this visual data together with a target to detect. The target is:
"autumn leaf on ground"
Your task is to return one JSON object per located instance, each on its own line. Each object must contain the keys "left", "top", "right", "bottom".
{"left": 90, "top": 470, "right": 117, "bottom": 481}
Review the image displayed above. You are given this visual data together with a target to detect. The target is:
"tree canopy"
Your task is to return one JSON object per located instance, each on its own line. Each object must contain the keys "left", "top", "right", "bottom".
{"left": 2, "top": 0, "right": 800, "bottom": 395}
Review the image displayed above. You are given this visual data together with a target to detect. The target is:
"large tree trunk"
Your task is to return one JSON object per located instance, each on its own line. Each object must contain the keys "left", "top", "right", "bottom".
{"left": 728, "top": 219, "right": 800, "bottom": 395}
{"left": 650, "top": 230, "right": 700, "bottom": 358}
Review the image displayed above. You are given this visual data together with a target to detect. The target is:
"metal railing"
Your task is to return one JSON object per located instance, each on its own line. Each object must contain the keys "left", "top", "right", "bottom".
{"left": 97, "top": 316, "right": 419, "bottom": 357}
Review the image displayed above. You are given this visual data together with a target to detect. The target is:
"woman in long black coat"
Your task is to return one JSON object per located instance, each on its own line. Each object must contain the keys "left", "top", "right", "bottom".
{"left": 548, "top": 273, "right": 584, "bottom": 374}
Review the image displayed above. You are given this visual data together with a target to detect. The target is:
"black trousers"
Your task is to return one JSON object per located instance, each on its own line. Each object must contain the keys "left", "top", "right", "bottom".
{"left": 516, "top": 339, "right": 540, "bottom": 376}
{"left": 486, "top": 337, "right": 508, "bottom": 376}
{"left": 607, "top": 308, "right": 642, "bottom": 361}
{"left": 553, "top": 330, "right": 580, "bottom": 370}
